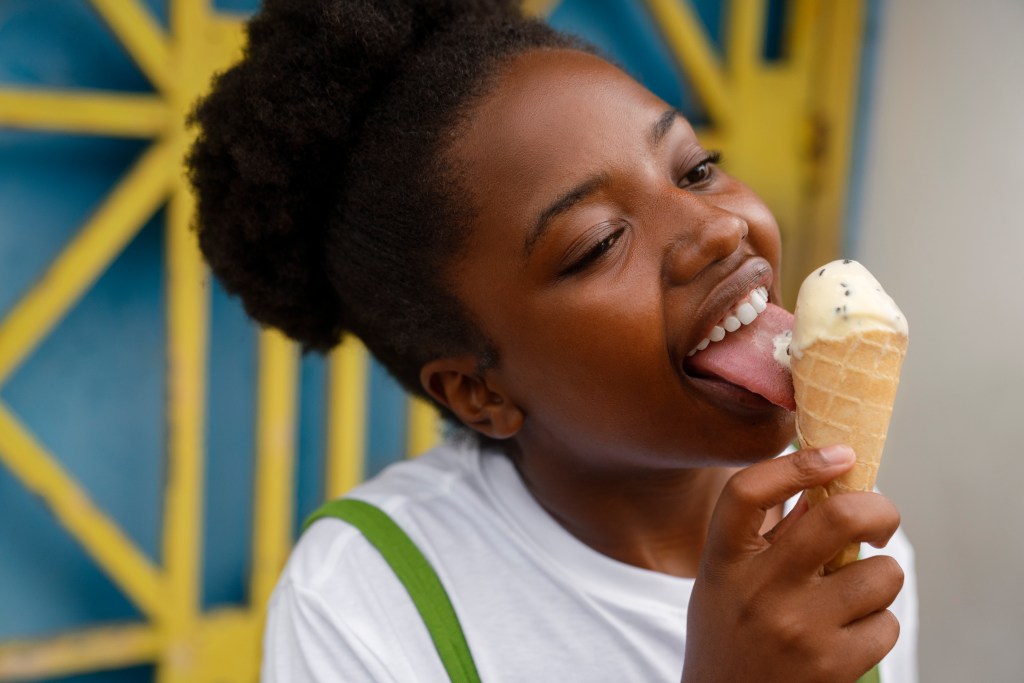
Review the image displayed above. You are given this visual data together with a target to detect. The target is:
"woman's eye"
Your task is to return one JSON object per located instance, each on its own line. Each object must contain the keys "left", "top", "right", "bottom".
{"left": 679, "top": 151, "right": 722, "bottom": 188}
{"left": 562, "top": 228, "right": 625, "bottom": 276}
{"left": 684, "top": 163, "right": 710, "bottom": 184}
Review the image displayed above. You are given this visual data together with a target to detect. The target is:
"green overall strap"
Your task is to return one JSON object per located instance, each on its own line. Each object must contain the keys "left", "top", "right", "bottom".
{"left": 303, "top": 498, "right": 482, "bottom": 683}
{"left": 859, "top": 665, "right": 881, "bottom": 683}
{"left": 304, "top": 499, "right": 880, "bottom": 683}
{"left": 856, "top": 544, "right": 881, "bottom": 683}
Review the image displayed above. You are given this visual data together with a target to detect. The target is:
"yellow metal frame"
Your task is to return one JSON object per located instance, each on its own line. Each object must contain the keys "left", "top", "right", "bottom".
{"left": 0, "top": 0, "right": 863, "bottom": 679}
{"left": 645, "top": 0, "right": 866, "bottom": 300}
{"left": 0, "top": 1, "right": 437, "bottom": 680}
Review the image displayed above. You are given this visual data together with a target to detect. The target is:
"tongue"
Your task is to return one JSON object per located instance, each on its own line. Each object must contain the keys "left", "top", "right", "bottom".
{"left": 686, "top": 303, "right": 796, "bottom": 411}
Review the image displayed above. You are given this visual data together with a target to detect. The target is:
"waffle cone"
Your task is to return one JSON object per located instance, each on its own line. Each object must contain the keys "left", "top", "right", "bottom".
{"left": 791, "top": 329, "right": 908, "bottom": 572}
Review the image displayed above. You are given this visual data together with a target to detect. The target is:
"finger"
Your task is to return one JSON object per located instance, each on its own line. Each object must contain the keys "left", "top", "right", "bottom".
{"left": 841, "top": 608, "right": 901, "bottom": 678}
{"left": 708, "top": 446, "right": 856, "bottom": 559}
{"left": 762, "top": 492, "right": 808, "bottom": 544}
{"left": 820, "top": 555, "right": 905, "bottom": 625}
{"left": 771, "top": 492, "right": 901, "bottom": 574}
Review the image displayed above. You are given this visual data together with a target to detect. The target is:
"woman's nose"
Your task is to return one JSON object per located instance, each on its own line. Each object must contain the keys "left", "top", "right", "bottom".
{"left": 660, "top": 196, "right": 747, "bottom": 285}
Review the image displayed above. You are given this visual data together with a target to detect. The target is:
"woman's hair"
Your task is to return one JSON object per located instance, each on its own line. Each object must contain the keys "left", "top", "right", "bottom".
{"left": 186, "top": 0, "right": 589, "bottom": 413}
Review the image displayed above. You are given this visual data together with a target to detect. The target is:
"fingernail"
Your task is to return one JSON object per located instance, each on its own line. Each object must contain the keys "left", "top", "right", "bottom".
{"left": 820, "top": 445, "right": 855, "bottom": 465}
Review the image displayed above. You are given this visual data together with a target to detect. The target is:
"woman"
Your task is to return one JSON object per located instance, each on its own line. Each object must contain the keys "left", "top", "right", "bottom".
{"left": 187, "top": 1, "right": 916, "bottom": 680}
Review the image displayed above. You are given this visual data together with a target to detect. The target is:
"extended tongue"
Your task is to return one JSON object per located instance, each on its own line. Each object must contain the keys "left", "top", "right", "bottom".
{"left": 686, "top": 303, "right": 796, "bottom": 411}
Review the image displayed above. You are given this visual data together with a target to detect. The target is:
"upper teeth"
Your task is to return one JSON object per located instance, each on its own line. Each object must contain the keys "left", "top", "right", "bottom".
{"left": 687, "top": 286, "right": 769, "bottom": 357}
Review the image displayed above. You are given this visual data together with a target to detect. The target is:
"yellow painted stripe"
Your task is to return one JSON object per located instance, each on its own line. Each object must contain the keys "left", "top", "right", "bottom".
{"left": 806, "top": 0, "right": 866, "bottom": 266}
{"left": 158, "top": 181, "right": 208, "bottom": 683}
{"left": 169, "top": 14, "right": 247, "bottom": 130}
{"left": 250, "top": 329, "right": 299, "bottom": 610}
{"left": 0, "top": 89, "right": 169, "bottom": 137}
{"left": 191, "top": 608, "right": 262, "bottom": 682}
{"left": 170, "top": 0, "right": 208, "bottom": 57}
{"left": 0, "top": 405, "right": 166, "bottom": 622}
{"left": 405, "top": 397, "right": 440, "bottom": 457}
{"left": 787, "top": 0, "right": 821, "bottom": 69}
{"left": 0, "top": 139, "right": 174, "bottom": 385}
{"left": 0, "top": 623, "right": 159, "bottom": 681}
{"left": 727, "top": 0, "right": 767, "bottom": 82}
{"left": 204, "top": 16, "right": 249, "bottom": 72}
{"left": 644, "top": 0, "right": 733, "bottom": 126}
{"left": 88, "top": 0, "right": 173, "bottom": 95}
{"left": 325, "top": 336, "right": 368, "bottom": 499}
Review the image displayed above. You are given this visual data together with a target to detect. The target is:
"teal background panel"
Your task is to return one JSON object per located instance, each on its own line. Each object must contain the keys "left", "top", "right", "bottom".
{"left": 202, "top": 276, "right": 258, "bottom": 608}
{"left": 548, "top": 0, "right": 721, "bottom": 125}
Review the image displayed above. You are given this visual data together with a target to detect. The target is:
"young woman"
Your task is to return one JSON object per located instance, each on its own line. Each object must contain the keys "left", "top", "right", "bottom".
{"left": 187, "top": 1, "right": 916, "bottom": 681}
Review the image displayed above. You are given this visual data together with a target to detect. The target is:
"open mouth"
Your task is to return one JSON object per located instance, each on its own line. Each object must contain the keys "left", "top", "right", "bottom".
{"left": 686, "top": 286, "right": 769, "bottom": 358}
{"left": 680, "top": 285, "right": 796, "bottom": 411}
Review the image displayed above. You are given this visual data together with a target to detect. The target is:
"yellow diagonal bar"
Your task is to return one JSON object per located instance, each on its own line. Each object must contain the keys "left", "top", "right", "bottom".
{"left": 250, "top": 329, "right": 299, "bottom": 611}
{"left": 157, "top": 180, "right": 209, "bottom": 683}
{"left": 0, "top": 89, "right": 169, "bottom": 138}
{"left": 406, "top": 397, "right": 440, "bottom": 457}
{"left": 644, "top": 0, "right": 733, "bottom": 127}
{"left": 0, "top": 623, "right": 159, "bottom": 681}
{"left": 0, "top": 139, "right": 174, "bottom": 386}
{"left": 325, "top": 337, "right": 369, "bottom": 499}
{"left": 88, "top": 0, "right": 173, "bottom": 95}
{"left": 0, "top": 404, "right": 166, "bottom": 621}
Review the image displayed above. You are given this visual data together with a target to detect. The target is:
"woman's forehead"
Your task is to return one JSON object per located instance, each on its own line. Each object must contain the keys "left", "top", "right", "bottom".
{"left": 451, "top": 49, "right": 685, "bottom": 234}
{"left": 458, "top": 50, "right": 670, "bottom": 167}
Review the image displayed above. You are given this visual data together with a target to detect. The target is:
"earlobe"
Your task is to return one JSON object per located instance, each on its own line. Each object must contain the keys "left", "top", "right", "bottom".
{"left": 420, "top": 358, "right": 524, "bottom": 440}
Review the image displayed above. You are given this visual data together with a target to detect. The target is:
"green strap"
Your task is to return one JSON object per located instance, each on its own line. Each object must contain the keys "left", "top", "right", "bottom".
{"left": 854, "top": 546, "right": 881, "bottom": 683}
{"left": 305, "top": 500, "right": 881, "bottom": 683}
{"left": 858, "top": 665, "right": 881, "bottom": 683}
{"left": 303, "top": 499, "right": 482, "bottom": 683}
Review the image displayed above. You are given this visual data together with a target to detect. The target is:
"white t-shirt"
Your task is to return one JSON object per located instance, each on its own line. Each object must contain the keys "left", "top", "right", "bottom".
{"left": 263, "top": 439, "right": 918, "bottom": 682}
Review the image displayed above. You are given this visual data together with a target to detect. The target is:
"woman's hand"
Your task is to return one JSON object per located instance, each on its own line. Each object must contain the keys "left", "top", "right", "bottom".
{"left": 681, "top": 446, "right": 904, "bottom": 683}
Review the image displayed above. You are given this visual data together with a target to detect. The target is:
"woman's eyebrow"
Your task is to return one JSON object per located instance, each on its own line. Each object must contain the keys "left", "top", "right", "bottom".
{"left": 650, "top": 107, "right": 682, "bottom": 146}
{"left": 524, "top": 172, "right": 608, "bottom": 258}
{"left": 523, "top": 108, "right": 680, "bottom": 259}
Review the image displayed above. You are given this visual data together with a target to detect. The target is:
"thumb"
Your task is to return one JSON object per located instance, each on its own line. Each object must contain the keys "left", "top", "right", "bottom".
{"left": 707, "top": 446, "right": 856, "bottom": 560}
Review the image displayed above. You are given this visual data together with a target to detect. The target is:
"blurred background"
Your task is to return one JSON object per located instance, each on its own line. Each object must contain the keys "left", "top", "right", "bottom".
{"left": 0, "top": 0, "right": 1020, "bottom": 681}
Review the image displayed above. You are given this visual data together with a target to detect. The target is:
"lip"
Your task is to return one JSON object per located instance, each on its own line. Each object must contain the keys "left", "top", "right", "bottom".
{"left": 681, "top": 255, "right": 774, "bottom": 358}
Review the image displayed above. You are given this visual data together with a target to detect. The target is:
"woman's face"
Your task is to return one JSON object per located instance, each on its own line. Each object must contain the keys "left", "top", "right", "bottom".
{"left": 447, "top": 49, "right": 795, "bottom": 470}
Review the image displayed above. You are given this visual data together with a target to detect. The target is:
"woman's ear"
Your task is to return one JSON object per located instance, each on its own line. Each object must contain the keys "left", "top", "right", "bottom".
{"left": 419, "top": 357, "right": 524, "bottom": 440}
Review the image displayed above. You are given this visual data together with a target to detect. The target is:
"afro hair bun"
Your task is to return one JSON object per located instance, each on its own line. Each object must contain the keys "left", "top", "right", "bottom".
{"left": 187, "top": 0, "right": 524, "bottom": 350}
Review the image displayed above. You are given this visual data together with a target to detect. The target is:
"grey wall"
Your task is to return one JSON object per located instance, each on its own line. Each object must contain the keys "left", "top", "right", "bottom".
{"left": 855, "top": 1, "right": 1024, "bottom": 680}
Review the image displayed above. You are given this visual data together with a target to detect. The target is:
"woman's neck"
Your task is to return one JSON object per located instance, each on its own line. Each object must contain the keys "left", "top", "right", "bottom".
{"left": 511, "top": 449, "right": 742, "bottom": 578}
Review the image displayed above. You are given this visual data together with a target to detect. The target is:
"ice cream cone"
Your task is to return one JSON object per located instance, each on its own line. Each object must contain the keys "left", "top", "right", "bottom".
{"left": 792, "top": 328, "right": 908, "bottom": 572}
